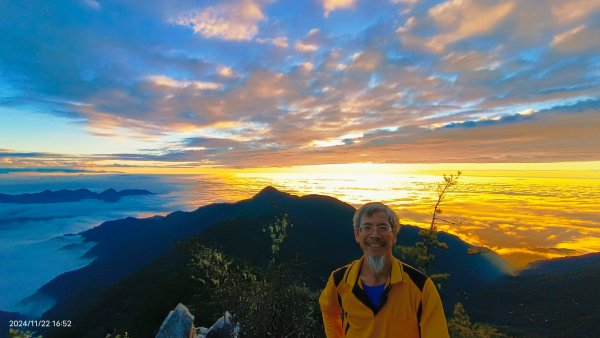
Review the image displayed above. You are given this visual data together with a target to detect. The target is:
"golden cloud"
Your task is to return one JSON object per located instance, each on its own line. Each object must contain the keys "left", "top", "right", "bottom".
{"left": 174, "top": 0, "right": 265, "bottom": 41}
{"left": 323, "top": 0, "right": 356, "bottom": 17}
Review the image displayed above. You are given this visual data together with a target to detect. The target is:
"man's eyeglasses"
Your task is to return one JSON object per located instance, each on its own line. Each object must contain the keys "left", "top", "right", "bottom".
{"left": 358, "top": 224, "right": 393, "bottom": 234}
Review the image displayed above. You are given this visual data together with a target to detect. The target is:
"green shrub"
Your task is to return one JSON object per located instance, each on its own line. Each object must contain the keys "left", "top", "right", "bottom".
{"left": 187, "top": 215, "right": 324, "bottom": 337}
{"left": 448, "top": 303, "right": 508, "bottom": 338}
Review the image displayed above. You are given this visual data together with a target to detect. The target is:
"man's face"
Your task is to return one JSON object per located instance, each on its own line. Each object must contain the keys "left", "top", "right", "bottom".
{"left": 354, "top": 210, "right": 397, "bottom": 258}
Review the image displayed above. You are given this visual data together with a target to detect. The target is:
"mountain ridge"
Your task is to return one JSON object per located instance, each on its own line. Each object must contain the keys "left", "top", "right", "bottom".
{"left": 14, "top": 186, "right": 511, "bottom": 337}
{"left": 0, "top": 188, "right": 153, "bottom": 204}
{"left": 519, "top": 252, "right": 600, "bottom": 276}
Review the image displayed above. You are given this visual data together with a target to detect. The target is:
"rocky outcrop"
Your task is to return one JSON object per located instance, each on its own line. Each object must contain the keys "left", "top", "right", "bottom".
{"left": 201, "top": 311, "right": 239, "bottom": 338}
{"left": 156, "top": 304, "right": 239, "bottom": 338}
{"left": 155, "top": 303, "right": 196, "bottom": 338}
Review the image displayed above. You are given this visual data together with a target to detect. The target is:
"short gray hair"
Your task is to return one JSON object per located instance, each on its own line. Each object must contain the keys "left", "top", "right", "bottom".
{"left": 353, "top": 202, "right": 399, "bottom": 230}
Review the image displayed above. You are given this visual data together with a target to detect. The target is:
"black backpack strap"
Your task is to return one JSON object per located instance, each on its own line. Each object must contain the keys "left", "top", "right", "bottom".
{"left": 332, "top": 265, "right": 350, "bottom": 335}
{"left": 333, "top": 265, "right": 348, "bottom": 287}
{"left": 401, "top": 263, "right": 428, "bottom": 338}
{"left": 333, "top": 265, "right": 349, "bottom": 307}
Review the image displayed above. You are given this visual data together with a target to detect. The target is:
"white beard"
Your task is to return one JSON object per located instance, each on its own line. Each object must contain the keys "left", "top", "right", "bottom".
{"left": 365, "top": 255, "right": 386, "bottom": 274}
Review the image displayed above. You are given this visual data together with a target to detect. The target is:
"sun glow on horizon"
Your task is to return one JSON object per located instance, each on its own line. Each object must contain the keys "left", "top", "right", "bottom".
{"left": 7, "top": 159, "right": 598, "bottom": 269}
{"left": 2, "top": 163, "right": 599, "bottom": 268}
{"left": 222, "top": 165, "right": 600, "bottom": 268}
{"left": 231, "top": 161, "right": 600, "bottom": 178}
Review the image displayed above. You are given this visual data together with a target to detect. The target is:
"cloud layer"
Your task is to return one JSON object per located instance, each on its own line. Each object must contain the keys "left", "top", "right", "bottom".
{"left": 1, "top": 0, "right": 599, "bottom": 169}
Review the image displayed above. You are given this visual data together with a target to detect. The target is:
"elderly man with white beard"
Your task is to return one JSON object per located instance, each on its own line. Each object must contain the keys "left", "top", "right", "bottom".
{"left": 319, "top": 202, "right": 449, "bottom": 338}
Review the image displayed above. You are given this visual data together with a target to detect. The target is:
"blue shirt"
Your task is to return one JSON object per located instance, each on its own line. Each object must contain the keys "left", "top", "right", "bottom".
{"left": 363, "top": 283, "right": 386, "bottom": 309}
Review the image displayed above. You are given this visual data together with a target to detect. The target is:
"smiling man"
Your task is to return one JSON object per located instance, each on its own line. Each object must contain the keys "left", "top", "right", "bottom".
{"left": 319, "top": 202, "right": 449, "bottom": 338}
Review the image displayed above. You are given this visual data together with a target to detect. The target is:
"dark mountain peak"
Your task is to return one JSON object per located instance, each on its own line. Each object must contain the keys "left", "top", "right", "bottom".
{"left": 257, "top": 186, "right": 280, "bottom": 194}
{"left": 252, "top": 186, "right": 293, "bottom": 201}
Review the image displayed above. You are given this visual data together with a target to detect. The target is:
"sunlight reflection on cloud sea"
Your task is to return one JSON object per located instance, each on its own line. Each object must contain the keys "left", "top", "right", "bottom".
{"left": 0, "top": 171, "right": 598, "bottom": 314}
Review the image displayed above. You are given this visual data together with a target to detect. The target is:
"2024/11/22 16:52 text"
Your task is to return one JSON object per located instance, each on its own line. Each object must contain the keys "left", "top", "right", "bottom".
{"left": 9, "top": 320, "right": 72, "bottom": 328}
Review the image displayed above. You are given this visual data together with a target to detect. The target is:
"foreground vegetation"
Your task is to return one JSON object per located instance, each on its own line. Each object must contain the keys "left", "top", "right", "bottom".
{"left": 186, "top": 215, "right": 323, "bottom": 337}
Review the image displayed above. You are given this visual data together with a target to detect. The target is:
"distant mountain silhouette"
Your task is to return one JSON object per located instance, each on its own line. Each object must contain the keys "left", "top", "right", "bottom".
{"left": 519, "top": 252, "right": 600, "bottom": 276}
{"left": 463, "top": 253, "right": 600, "bottom": 337}
{"left": 22, "top": 186, "right": 511, "bottom": 337}
{"left": 0, "top": 188, "right": 152, "bottom": 204}
{"left": 394, "top": 226, "right": 514, "bottom": 297}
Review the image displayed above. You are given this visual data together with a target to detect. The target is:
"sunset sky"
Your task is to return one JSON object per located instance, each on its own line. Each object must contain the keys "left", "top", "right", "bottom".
{"left": 1, "top": 0, "right": 599, "bottom": 173}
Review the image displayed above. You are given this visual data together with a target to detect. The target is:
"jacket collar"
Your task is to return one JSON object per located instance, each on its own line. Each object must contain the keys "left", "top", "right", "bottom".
{"left": 345, "top": 255, "right": 405, "bottom": 287}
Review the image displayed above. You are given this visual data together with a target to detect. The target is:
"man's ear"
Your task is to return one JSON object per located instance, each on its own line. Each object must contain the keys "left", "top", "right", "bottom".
{"left": 354, "top": 227, "right": 360, "bottom": 243}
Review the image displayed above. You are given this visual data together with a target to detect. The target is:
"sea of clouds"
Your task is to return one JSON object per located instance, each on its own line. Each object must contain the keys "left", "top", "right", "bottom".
{"left": 0, "top": 174, "right": 194, "bottom": 316}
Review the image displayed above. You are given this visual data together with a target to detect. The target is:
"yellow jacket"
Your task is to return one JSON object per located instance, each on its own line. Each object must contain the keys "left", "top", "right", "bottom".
{"left": 319, "top": 256, "right": 449, "bottom": 338}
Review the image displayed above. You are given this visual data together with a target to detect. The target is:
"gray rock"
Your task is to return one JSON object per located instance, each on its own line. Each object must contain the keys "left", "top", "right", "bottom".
{"left": 155, "top": 303, "right": 197, "bottom": 338}
{"left": 204, "top": 311, "right": 239, "bottom": 338}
